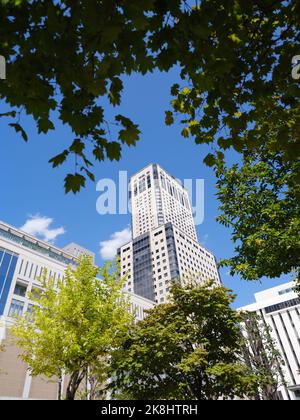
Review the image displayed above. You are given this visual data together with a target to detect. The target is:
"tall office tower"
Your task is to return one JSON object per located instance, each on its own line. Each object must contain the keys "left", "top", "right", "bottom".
{"left": 118, "top": 164, "right": 221, "bottom": 303}
{"left": 130, "top": 163, "right": 197, "bottom": 241}
{"left": 239, "top": 282, "right": 300, "bottom": 400}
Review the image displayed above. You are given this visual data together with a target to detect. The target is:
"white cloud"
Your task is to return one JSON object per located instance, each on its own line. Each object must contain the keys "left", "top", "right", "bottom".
{"left": 100, "top": 227, "right": 131, "bottom": 260}
{"left": 20, "top": 215, "right": 66, "bottom": 243}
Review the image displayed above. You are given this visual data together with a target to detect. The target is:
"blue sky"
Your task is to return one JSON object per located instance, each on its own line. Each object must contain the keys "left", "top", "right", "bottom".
{"left": 0, "top": 68, "right": 290, "bottom": 307}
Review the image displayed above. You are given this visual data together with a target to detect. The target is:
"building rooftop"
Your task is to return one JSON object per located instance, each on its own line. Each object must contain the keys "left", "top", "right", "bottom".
{"left": 130, "top": 163, "right": 184, "bottom": 188}
{"left": 0, "top": 220, "right": 78, "bottom": 265}
{"left": 238, "top": 281, "right": 297, "bottom": 312}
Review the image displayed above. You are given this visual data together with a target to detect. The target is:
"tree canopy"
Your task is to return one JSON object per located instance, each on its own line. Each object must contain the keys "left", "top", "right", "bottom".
{"left": 110, "top": 280, "right": 262, "bottom": 400}
{"left": 216, "top": 142, "right": 300, "bottom": 282}
{"left": 11, "top": 256, "right": 133, "bottom": 400}
{"left": 1, "top": 0, "right": 299, "bottom": 284}
{"left": 1, "top": 0, "right": 299, "bottom": 192}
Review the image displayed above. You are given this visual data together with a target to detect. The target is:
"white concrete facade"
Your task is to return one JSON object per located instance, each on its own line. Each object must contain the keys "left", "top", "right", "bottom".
{"left": 0, "top": 220, "right": 76, "bottom": 332}
{"left": 0, "top": 220, "right": 152, "bottom": 333}
{"left": 129, "top": 293, "right": 154, "bottom": 321}
{"left": 239, "top": 282, "right": 300, "bottom": 400}
{"left": 0, "top": 220, "right": 154, "bottom": 399}
{"left": 119, "top": 164, "right": 221, "bottom": 303}
{"left": 63, "top": 242, "right": 95, "bottom": 261}
{"left": 130, "top": 163, "right": 197, "bottom": 241}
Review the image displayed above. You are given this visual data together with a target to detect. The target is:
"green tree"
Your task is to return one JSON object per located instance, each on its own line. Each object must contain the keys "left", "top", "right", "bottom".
{"left": 295, "top": 280, "right": 300, "bottom": 297}
{"left": 11, "top": 256, "right": 133, "bottom": 400}
{"left": 215, "top": 142, "right": 300, "bottom": 282}
{"left": 110, "top": 280, "right": 261, "bottom": 400}
{"left": 0, "top": 1, "right": 299, "bottom": 192}
{"left": 240, "top": 311, "right": 286, "bottom": 400}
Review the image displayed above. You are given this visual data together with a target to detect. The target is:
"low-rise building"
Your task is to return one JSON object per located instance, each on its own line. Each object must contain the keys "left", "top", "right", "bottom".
{"left": 239, "top": 282, "right": 300, "bottom": 400}
{"left": 0, "top": 220, "right": 153, "bottom": 399}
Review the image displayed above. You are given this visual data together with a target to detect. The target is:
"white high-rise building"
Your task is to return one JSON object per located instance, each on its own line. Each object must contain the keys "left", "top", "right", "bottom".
{"left": 119, "top": 164, "right": 221, "bottom": 303}
{"left": 239, "top": 282, "right": 300, "bottom": 400}
{"left": 130, "top": 164, "right": 197, "bottom": 241}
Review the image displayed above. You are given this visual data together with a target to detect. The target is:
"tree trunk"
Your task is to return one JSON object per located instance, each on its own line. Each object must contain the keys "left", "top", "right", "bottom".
{"left": 57, "top": 377, "right": 62, "bottom": 401}
{"left": 66, "top": 370, "right": 85, "bottom": 400}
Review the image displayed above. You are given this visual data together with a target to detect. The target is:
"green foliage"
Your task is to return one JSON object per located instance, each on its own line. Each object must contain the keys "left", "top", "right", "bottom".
{"left": 165, "top": 110, "right": 174, "bottom": 126}
{"left": 110, "top": 280, "right": 260, "bottom": 400}
{"left": 11, "top": 256, "right": 133, "bottom": 400}
{"left": 294, "top": 278, "right": 300, "bottom": 298}
{"left": 203, "top": 153, "right": 216, "bottom": 167}
{"left": 64, "top": 173, "right": 86, "bottom": 194}
{"left": 215, "top": 142, "right": 300, "bottom": 282}
{"left": 164, "top": 0, "right": 300, "bottom": 166}
{"left": 240, "top": 311, "right": 286, "bottom": 400}
{"left": 0, "top": 1, "right": 299, "bottom": 192}
{"left": 8, "top": 122, "right": 27, "bottom": 141}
